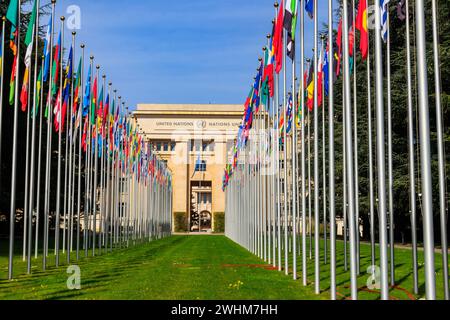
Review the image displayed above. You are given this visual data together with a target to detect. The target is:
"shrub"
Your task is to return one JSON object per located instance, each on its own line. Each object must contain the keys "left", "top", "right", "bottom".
{"left": 213, "top": 212, "right": 225, "bottom": 233}
{"left": 174, "top": 212, "right": 188, "bottom": 233}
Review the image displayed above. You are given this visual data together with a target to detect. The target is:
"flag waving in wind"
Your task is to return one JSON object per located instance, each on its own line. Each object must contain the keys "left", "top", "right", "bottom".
{"left": 43, "top": 16, "right": 52, "bottom": 82}
{"left": 6, "top": 0, "right": 19, "bottom": 105}
{"left": 380, "top": 0, "right": 390, "bottom": 42}
{"left": 284, "top": 0, "right": 298, "bottom": 60}
{"left": 305, "top": 0, "right": 314, "bottom": 20}
{"left": 273, "top": 1, "right": 284, "bottom": 74}
{"left": 20, "top": 0, "right": 37, "bottom": 112}
{"left": 356, "top": 0, "right": 369, "bottom": 60}
{"left": 83, "top": 65, "right": 92, "bottom": 117}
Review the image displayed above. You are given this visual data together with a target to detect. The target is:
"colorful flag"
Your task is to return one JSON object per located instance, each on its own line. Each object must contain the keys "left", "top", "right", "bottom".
{"left": 7, "top": 0, "right": 19, "bottom": 105}
{"left": 43, "top": 16, "right": 52, "bottom": 82}
{"left": 273, "top": 1, "right": 284, "bottom": 74}
{"left": 305, "top": 0, "right": 314, "bottom": 20}
{"left": 323, "top": 46, "right": 329, "bottom": 97}
{"left": 287, "top": 32, "right": 295, "bottom": 61}
{"left": 283, "top": 0, "right": 298, "bottom": 37}
{"left": 51, "top": 32, "right": 61, "bottom": 95}
{"left": 286, "top": 93, "right": 293, "bottom": 134}
{"left": 380, "top": 0, "right": 391, "bottom": 42}
{"left": 20, "top": 0, "right": 37, "bottom": 112}
{"left": 91, "top": 75, "right": 98, "bottom": 124}
{"left": 318, "top": 44, "right": 324, "bottom": 107}
{"left": 6, "top": 0, "right": 19, "bottom": 55}
{"left": 97, "top": 85, "right": 104, "bottom": 134}
{"left": 336, "top": 18, "right": 342, "bottom": 76}
{"left": 31, "top": 68, "right": 42, "bottom": 117}
{"left": 82, "top": 116, "right": 88, "bottom": 152}
{"left": 356, "top": 0, "right": 369, "bottom": 60}
{"left": 83, "top": 65, "right": 92, "bottom": 117}
{"left": 73, "top": 57, "right": 82, "bottom": 117}
{"left": 306, "top": 62, "right": 314, "bottom": 111}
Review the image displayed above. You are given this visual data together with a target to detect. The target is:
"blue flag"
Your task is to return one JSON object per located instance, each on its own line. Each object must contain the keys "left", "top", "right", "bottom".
{"left": 305, "top": 0, "right": 314, "bottom": 19}
{"left": 380, "top": 0, "right": 390, "bottom": 42}
{"left": 323, "top": 50, "right": 329, "bottom": 97}
{"left": 83, "top": 65, "right": 92, "bottom": 117}
{"left": 43, "top": 16, "right": 52, "bottom": 82}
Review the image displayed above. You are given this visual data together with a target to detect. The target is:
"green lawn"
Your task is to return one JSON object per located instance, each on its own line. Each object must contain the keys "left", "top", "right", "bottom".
{"left": 0, "top": 235, "right": 447, "bottom": 300}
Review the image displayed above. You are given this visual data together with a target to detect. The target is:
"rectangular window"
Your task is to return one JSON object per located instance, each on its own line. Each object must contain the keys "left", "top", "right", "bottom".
{"left": 196, "top": 160, "right": 207, "bottom": 172}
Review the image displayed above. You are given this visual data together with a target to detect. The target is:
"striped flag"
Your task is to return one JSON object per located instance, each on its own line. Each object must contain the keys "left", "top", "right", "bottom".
{"left": 380, "top": 0, "right": 390, "bottom": 42}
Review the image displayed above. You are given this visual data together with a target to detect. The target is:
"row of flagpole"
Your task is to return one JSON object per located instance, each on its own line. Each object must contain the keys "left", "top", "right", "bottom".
{"left": 224, "top": 0, "right": 448, "bottom": 300}
{"left": 1, "top": 0, "right": 173, "bottom": 280}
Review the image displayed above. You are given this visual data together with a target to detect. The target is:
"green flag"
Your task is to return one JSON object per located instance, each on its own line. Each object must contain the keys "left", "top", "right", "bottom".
{"left": 25, "top": 1, "right": 37, "bottom": 46}
{"left": 6, "top": 0, "right": 19, "bottom": 30}
{"left": 32, "top": 68, "right": 42, "bottom": 117}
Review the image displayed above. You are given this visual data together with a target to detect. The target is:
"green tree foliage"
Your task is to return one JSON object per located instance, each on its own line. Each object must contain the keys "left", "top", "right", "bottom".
{"left": 322, "top": 0, "right": 449, "bottom": 244}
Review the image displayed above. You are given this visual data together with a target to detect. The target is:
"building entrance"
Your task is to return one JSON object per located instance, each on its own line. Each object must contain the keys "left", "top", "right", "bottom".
{"left": 190, "top": 181, "right": 212, "bottom": 232}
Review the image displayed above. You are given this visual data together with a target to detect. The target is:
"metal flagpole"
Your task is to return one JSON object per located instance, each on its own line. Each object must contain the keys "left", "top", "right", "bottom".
{"left": 8, "top": 0, "right": 21, "bottom": 280}
{"left": 85, "top": 55, "right": 94, "bottom": 257}
{"left": 270, "top": 38, "right": 276, "bottom": 269}
{"left": 104, "top": 82, "right": 112, "bottom": 253}
{"left": 431, "top": 0, "right": 449, "bottom": 300}
{"left": 405, "top": 0, "right": 418, "bottom": 295}
{"left": 415, "top": 0, "right": 436, "bottom": 300}
{"left": 327, "top": 0, "right": 336, "bottom": 300}
{"left": 352, "top": 0, "right": 360, "bottom": 275}
{"left": 99, "top": 74, "right": 106, "bottom": 254}
{"left": 23, "top": 39, "right": 32, "bottom": 262}
{"left": 27, "top": 0, "right": 40, "bottom": 273}
{"left": 55, "top": 16, "right": 65, "bottom": 267}
{"left": 42, "top": 0, "right": 56, "bottom": 264}
{"left": 300, "top": 0, "right": 307, "bottom": 286}
{"left": 35, "top": 57, "right": 45, "bottom": 259}
{"left": 366, "top": 0, "right": 376, "bottom": 274}
{"left": 274, "top": 2, "right": 282, "bottom": 272}
{"left": 320, "top": 35, "right": 327, "bottom": 265}
{"left": 343, "top": 67, "right": 348, "bottom": 271}
{"left": 282, "top": 2, "right": 289, "bottom": 276}
{"left": 307, "top": 63, "right": 312, "bottom": 261}
{"left": 77, "top": 44, "right": 85, "bottom": 261}
{"left": 69, "top": 32, "right": 77, "bottom": 255}
{"left": 0, "top": 17, "right": 5, "bottom": 191}
{"left": 313, "top": 0, "right": 320, "bottom": 294}
{"left": 374, "top": 0, "right": 390, "bottom": 300}
{"left": 92, "top": 64, "right": 100, "bottom": 256}
{"left": 342, "top": 0, "right": 358, "bottom": 300}
{"left": 291, "top": 21, "right": 297, "bottom": 281}
{"left": 386, "top": 6, "right": 395, "bottom": 286}
{"left": 67, "top": 31, "right": 76, "bottom": 262}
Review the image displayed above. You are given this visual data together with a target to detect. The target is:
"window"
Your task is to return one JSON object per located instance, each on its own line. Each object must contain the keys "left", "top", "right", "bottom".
{"left": 199, "top": 193, "right": 211, "bottom": 204}
{"left": 195, "top": 160, "right": 207, "bottom": 172}
{"left": 151, "top": 140, "right": 174, "bottom": 152}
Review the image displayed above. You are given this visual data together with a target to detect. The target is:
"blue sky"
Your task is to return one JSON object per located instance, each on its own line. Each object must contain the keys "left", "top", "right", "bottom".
{"left": 44, "top": 0, "right": 337, "bottom": 110}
